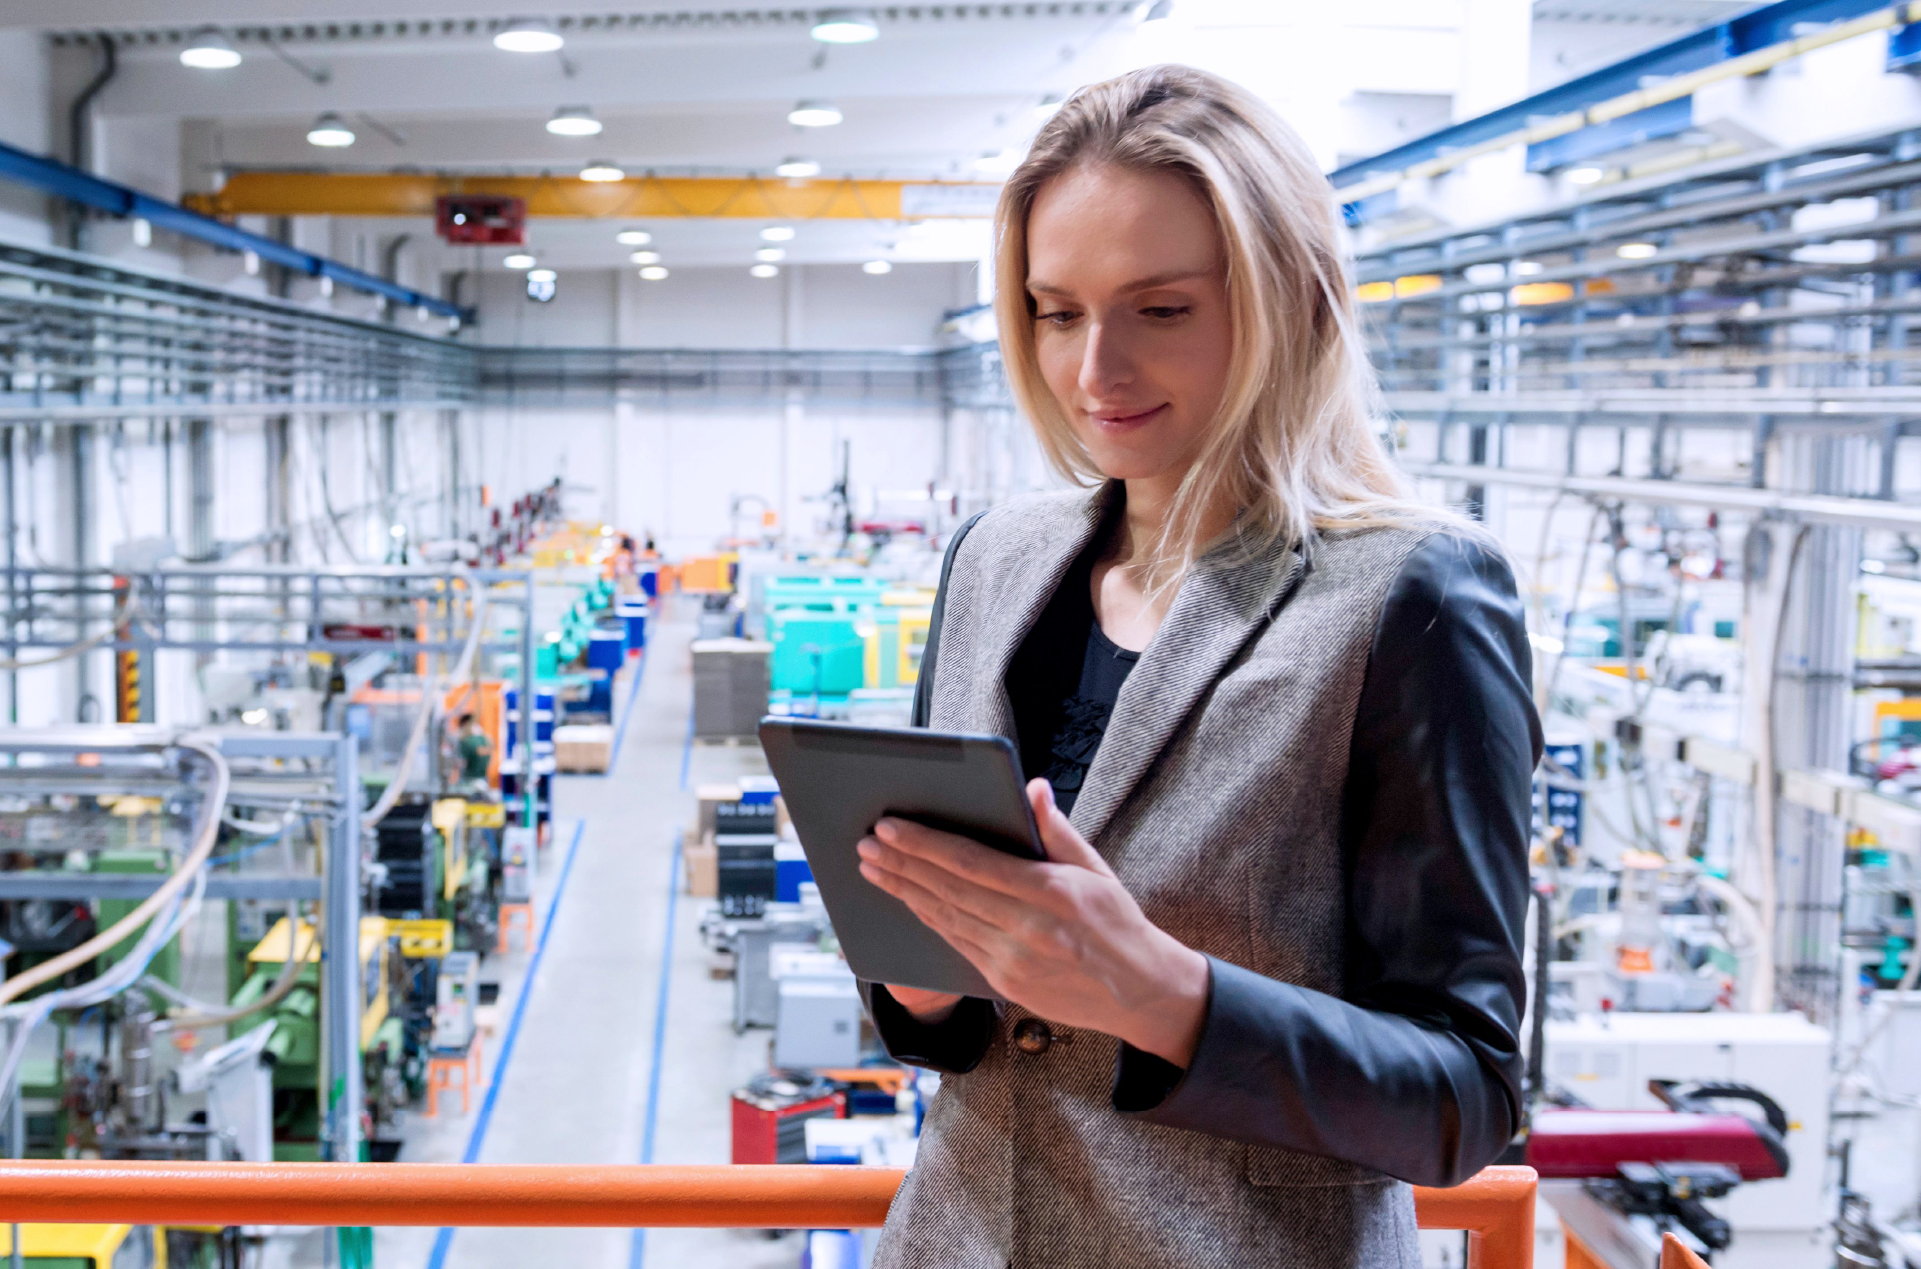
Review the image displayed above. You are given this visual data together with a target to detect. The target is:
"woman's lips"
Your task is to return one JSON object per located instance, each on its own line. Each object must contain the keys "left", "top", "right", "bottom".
{"left": 1088, "top": 404, "right": 1168, "bottom": 433}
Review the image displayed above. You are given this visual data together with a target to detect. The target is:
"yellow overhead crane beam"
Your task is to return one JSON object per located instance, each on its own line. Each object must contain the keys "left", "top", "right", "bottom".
{"left": 183, "top": 172, "right": 1001, "bottom": 220}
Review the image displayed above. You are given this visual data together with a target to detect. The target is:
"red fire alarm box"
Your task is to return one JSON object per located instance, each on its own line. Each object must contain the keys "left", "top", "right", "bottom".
{"left": 436, "top": 195, "right": 526, "bottom": 245}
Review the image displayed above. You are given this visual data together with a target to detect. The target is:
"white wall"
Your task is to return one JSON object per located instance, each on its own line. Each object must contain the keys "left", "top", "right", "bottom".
{"left": 478, "top": 260, "right": 975, "bottom": 350}
{"left": 0, "top": 30, "right": 52, "bottom": 246}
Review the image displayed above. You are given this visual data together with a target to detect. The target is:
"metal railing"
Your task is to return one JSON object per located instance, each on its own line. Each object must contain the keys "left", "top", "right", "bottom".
{"left": 0, "top": 1162, "right": 1538, "bottom": 1267}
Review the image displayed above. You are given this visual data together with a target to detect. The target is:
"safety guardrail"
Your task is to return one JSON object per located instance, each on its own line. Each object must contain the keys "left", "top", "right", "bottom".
{"left": 0, "top": 1161, "right": 1537, "bottom": 1267}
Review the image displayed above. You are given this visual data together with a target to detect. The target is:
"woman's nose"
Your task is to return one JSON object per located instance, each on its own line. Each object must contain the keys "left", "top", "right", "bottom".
{"left": 1078, "top": 322, "right": 1135, "bottom": 399}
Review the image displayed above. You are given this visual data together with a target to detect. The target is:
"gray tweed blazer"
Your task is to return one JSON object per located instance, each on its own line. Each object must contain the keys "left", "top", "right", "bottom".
{"left": 871, "top": 484, "right": 1537, "bottom": 1269}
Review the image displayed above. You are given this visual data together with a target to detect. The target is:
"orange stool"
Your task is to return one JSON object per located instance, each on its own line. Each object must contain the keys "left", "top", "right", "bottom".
{"left": 424, "top": 1043, "right": 481, "bottom": 1118}
{"left": 497, "top": 903, "right": 534, "bottom": 954}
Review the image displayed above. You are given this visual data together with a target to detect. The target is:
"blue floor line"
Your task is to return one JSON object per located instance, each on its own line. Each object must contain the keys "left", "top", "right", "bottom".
{"left": 604, "top": 652, "right": 647, "bottom": 773}
{"left": 425, "top": 817, "right": 587, "bottom": 1269}
{"left": 675, "top": 708, "right": 695, "bottom": 792}
{"left": 627, "top": 828, "right": 686, "bottom": 1269}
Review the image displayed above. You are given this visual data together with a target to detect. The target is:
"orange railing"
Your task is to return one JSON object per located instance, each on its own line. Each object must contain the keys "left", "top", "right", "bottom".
{"left": 0, "top": 1161, "right": 1536, "bottom": 1267}
{"left": 1662, "top": 1232, "right": 1710, "bottom": 1269}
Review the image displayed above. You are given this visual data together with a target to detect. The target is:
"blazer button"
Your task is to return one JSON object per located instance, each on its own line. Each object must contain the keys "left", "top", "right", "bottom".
{"left": 1013, "top": 1018, "right": 1052, "bottom": 1055}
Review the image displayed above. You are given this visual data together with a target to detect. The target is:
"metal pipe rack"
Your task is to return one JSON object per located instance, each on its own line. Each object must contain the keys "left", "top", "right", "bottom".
{"left": 0, "top": 563, "right": 538, "bottom": 827}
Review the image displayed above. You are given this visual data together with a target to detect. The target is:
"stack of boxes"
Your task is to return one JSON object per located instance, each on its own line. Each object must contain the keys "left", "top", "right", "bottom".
{"left": 691, "top": 638, "right": 771, "bottom": 740}
{"left": 715, "top": 778, "right": 781, "bottom": 919}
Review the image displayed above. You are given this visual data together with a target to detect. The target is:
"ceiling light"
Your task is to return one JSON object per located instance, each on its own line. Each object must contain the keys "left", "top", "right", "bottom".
{"left": 788, "top": 100, "right": 843, "bottom": 128}
{"left": 526, "top": 267, "right": 557, "bottom": 283}
{"left": 1566, "top": 165, "right": 1606, "bottom": 185}
{"left": 579, "top": 161, "right": 625, "bottom": 182}
{"left": 615, "top": 229, "right": 652, "bottom": 246}
{"left": 1512, "top": 260, "right": 1543, "bottom": 276}
{"left": 751, "top": 263, "right": 780, "bottom": 279}
{"left": 973, "top": 149, "right": 1020, "bottom": 176}
{"left": 1140, "top": 0, "right": 1174, "bottom": 24}
{"left": 639, "top": 266, "right": 669, "bottom": 281}
{"left": 862, "top": 259, "right": 892, "bottom": 275}
{"left": 547, "top": 106, "right": 602, "bottom": 137}
{"left": 756, "top": 247, "right": 786, "bottom": 263}
{"left": 811, "top": 8, "right": 880, "bottom": 43}
{"left": 1616, "top": 241, "right": 1659, "bottom": 259}
{"left": 494, "top": 19, "right": 564, "bottom": 53}
{"left": 1036, "top": 94, "right": 1065, "bottom": 119}
{"left": 630, "top": 250, "right": 661, "bottom": 265}
{"left": 776, "top": 157, "right": 822, "bottom": 178}
{"left": 306, "top": 112, "right": 355, "bottom": 148}
{"left": 761, "top": 225, "right": 796, "bottom": 242}
{"left": 180, "top": 27, "right": 242, "bottom": 70}
{"left": 503, "top": 252, "right": 536, "bottom": 269}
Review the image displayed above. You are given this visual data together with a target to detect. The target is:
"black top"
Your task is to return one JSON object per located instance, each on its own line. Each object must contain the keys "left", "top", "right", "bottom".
{"left": 1006, "top": 532, "right": 1138, "bottom": 818}
{"left": 869, "top": 529, "right": 1541, "bottom": 1189}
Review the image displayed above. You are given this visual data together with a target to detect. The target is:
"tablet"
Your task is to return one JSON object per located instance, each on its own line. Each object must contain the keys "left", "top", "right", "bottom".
{"left": 757, "top": 717, "right": 1043, "bottom": 999}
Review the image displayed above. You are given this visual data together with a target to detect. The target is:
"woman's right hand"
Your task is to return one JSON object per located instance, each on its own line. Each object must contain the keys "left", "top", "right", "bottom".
{"left": 886, "top": 985, "right": 963, "bottom": 1024}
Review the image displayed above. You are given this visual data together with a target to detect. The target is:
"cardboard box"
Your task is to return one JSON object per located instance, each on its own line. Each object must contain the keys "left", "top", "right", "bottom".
{"left": 685, "top": 831, "right": 718, "bottom": 897}
{"left": 554, "top": 724, "right": 614, "bottom": 773}
{"left": 696, "top": 783, "right": 745, "bottom": 837}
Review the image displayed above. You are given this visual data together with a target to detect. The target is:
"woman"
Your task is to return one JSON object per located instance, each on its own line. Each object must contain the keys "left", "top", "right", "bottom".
{"left": 853, "top": 64, "right": 1542, "bottom": 1268}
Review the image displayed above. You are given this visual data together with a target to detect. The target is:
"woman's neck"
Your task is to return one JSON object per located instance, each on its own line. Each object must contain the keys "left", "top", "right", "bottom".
{"left": 1113, "top": 473, "right": 1236, "bottom": 567}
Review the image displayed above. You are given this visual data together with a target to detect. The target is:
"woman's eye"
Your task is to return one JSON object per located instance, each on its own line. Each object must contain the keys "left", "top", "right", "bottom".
{"left": 1035, "top": 310, "right": 1079, "bottom": 326}
{"left": 1141, "top": 305, "right": 1191, "bottom": 320}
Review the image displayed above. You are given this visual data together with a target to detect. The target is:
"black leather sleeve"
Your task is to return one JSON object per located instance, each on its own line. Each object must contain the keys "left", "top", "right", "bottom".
{"left": 1111, "top": 530, "right": 1542, "bottom": 1188}
{"left": 863, "top": 511, "right": 1001, "bottom": 1073}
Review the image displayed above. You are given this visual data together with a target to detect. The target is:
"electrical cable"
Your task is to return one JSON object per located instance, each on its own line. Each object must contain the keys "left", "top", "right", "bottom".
{"left": 0, "top": 735, "right": 230, "bottom": 1009}
{"left": 143, "top": 905, "right": 315, "bottom": 1033}
{"left": 1748, "top": 523, "right": 1810, "bottom": 1015}
{"left": 362, "top": 594, "right": 489, "bottom": 828}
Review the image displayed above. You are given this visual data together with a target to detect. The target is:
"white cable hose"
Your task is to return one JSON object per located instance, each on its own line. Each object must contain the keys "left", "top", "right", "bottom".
{"left": 0, "top": 736, "right": 231, "bottom": 1009}
{"left": 362, "top": 596, "right": 489, "bottom": 829}
{"left": 1693, "top": 874, "right": 1770, "bottom": 1013}
{"left": 0, "top": 865, "right": 206, "bottom": 1106}
{"left": 142, "top": 906, "right": 314, "bottom": 1033}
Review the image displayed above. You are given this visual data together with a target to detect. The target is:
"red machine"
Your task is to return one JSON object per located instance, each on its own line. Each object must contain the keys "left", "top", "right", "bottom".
{"left": 730, "top": 1074, "right": 844, "bottom": 1166}
{"left": 435, "top": 195, "right": 526, "bottom": 245}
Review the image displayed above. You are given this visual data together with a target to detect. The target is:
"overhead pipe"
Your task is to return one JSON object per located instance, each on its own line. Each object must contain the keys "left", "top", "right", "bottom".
{"left": 64, "top": 33, "right": 116, "bottom": 251}
{"left": 0, "top": 138, "right": 469, "bottom": 321}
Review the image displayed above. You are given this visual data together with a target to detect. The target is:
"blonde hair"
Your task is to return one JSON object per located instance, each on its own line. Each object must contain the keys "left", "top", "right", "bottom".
{"left": 995, "top": 64, "right": 1434, "bottom": 594}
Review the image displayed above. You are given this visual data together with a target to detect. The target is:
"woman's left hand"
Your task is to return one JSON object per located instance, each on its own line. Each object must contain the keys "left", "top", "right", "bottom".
{"left": 857, "top": 778, "right": 1210, "bottom": 1067}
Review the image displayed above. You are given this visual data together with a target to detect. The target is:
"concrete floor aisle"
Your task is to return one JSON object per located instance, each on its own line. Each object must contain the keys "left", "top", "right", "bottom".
{"left": 367, "top": 602, "right": 803, "bottom": 1269}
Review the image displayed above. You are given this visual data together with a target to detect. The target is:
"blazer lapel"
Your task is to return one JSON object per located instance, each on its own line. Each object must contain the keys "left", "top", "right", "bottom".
{"left": 1069, "top": 530, "right": 1307, "bottom": 847}
{"left": 938, "top": 484, "right": 1116, "bottom": 739}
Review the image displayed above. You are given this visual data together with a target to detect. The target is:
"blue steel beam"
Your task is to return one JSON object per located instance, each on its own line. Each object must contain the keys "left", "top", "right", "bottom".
{"left": 0, "top": 138, "right": 468, "bottom": 321}
{"left": 1327, "top": 0, "right": 1900, "bottom": 190}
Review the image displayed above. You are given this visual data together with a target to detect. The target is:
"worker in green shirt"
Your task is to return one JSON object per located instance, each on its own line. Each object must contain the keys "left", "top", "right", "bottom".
{"left": 456, "top": 714, "right": 493, "bottom": 786}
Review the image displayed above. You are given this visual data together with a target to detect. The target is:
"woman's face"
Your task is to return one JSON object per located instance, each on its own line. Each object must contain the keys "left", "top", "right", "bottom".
{"left": 1025, "top": 162, "right": 1233, "bottom": 485}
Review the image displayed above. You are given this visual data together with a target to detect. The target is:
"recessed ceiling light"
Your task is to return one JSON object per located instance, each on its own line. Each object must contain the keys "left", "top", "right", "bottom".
{"left": 788, "top": 100, "right": 843, "bottom": 128}
{"left": 630, "top": 250, "right": 661, "bottom": 265}
{"left": 306, "top": 112, "right": 355, "bottom": 148}
{"left": 1566, "top": 165, "right": 1606, "bottom": 185}
{"left": 761, "top": 225, "right": 796, "bottom": 242}
{"left": 503, "top": 252, "right": 537, "bottom": 269}
{"left": 751, "top": 263, "right": 780, "bottom": 278}
{"left": 776, "top": 157, "right": 822, "bottom": 179}
{"left": 862, "top": 259, "right": 892, "bottom": 275}
{"left": 494, "top": 19, "right": 564, "bottom": 53}
{"left": 811, "top": 8, "right": 880, "bottom": 43}
{"left": 1616, "top": 241, "right": 1659, "bottom": 259}
{"left": 180, "top": 27, "right": 242, "bottom": 70}
{"left": 639, "top": 265, "right": 669, "bottom": 280}
{"left": 755, "top": 247, "right": 786, "bottom": 263}
{"left": 615, "top": 229, "right": 652, "bottom": 246}
{"left": 547, "top": 106, "right": 602, "bottom": 137}
{"left": 580, "top": 161, "right": 625, "bottom": 182}
{"left": 526, "top": 267, "right": 557, "bottom": 283}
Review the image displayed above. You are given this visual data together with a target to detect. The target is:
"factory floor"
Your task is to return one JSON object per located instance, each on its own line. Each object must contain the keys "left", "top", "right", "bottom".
{"left": 360, "top": 600, "right": 801, "bottom": 1269}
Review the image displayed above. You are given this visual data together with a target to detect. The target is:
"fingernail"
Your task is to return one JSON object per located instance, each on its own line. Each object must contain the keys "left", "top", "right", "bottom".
{"left": 875, "top": 818, "right": 898, "bottom": 840}
{"left": 858, "top": 862, "right": 883, "bottom": 884}
{"left": 856, "top": 838, "right": 880, "bottom": 861}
